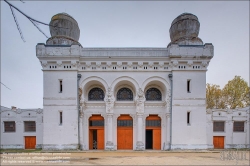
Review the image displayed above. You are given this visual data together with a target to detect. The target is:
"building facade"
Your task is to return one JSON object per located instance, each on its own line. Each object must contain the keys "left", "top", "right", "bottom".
{"left": 1, "top": 12, "right": 249, "bottom": 150}
{"left": 0, "top": 106, "right": 43, "bottom": 149}
{"left": 36, "top": 12, "right": 213, "bottom": 150}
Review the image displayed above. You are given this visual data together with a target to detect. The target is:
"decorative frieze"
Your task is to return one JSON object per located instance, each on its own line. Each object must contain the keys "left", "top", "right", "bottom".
{"left": 104, "top": 88, "right": 115, "bottom": 113}
{"left": 136, "top": 88, "right": 145, "bottom": 114}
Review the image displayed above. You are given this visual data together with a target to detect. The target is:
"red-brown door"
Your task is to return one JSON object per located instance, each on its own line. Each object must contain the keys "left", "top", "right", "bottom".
{"left": 146, "top": 115, "right": 161, "bottom": 150}
{"left": 89, "top": 115, "right": 104, "bottom": 150}
{"left": 153, "top": 129, "right": 161, "bottom": 150}
{"left": 89, "top": 130, "right": 93, "bottom": 149}
{"left": 117, "top": 115, "right": 133, "bottom": 149}
{"left": 25, "top": 136, "right": 36, "bottom": 149}
{"left": 213, "top": 136, "right": 224, "bottom": 149}
{"left": 97, "top": 129, "right": 104, "bottom": 149}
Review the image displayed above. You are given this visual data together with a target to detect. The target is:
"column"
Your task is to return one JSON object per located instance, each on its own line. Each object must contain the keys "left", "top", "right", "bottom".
{"left": 105, "top": 113, "right": 114, "bottom": 150}
{"left": 136, "top": 113, "right": 144, "bottom": 150}
{"left": 79, "top": 113, "right": 84, "bottom": 150}
{"left": 166, "top": 114, "right": 170, "bottom": 150}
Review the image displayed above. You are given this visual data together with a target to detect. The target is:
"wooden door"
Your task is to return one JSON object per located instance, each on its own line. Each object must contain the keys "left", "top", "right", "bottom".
{"left": 117, "top": 115, "right": 133, "bottom": 149}
{"left": 213, "top": 136, "right": 224, "bottom": 149}
{"left": 89, "top": 115, "right": 104, "bottom": 150}
{"left": 153, "top": 129, "right": 161, "bottom": 150}
{"left": 117, "top": 128, "right": 133, "bottom": 149}
{"left": 89, "top": 130, "right": 93, "bottom": 149}
{"left": 25, "top": 136, "right": 36, "bottom": 149}
{"left": 97, "top": 129, "right": 104, "bottom": 149}
{"left": 146, "top": 115, "right": 161, "bottom": 150}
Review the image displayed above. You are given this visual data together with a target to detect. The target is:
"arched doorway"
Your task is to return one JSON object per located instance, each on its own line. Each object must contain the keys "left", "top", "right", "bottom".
{"left": 89, "top": 115, "right": 104, "bottom": 150}
{"left": 145, "top": 115, "right": 161, "bottom": 150}
{"left": 117, "top": 115, "right": 133, "bottom": 149}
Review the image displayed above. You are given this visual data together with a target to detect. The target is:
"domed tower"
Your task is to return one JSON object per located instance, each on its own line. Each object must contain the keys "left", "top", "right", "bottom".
{"left": 169, "top": 13, "right": 203, "bottom": 45}
{"left": 46, "top": 13, "right": 81, "bottom": 45}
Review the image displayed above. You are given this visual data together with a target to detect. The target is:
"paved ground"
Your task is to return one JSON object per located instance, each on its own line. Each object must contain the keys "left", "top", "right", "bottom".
{"left": 1, "top": 150, "right": 249, "bottom": 165}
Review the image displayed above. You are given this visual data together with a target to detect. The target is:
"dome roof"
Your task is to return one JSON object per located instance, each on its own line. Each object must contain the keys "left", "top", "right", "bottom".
{"left": 169, "top": 13, "right": 203, "bottom": 45}
{"left": 47, "top": 13, "right": 81, "bottom": 45}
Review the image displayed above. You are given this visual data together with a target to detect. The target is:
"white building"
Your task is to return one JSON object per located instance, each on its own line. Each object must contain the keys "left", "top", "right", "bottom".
{"left": 207, "top": 107, "right": 249, "bottom": 149}
{"left": 0, "top": 12, "right": 249, "bottom": 150}
{"left": 0, "top": 106, "right": 43, "bottom": 149}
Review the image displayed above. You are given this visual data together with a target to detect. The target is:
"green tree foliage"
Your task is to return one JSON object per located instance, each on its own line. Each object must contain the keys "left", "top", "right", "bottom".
{"left": 222, "top": 76, "right": 250, "bottom": 109}
{"left": 206, "top": 76, "right": 250, "bottom": 109}
{"left": 206, "top": 84, "right": 225, "bottom": 109}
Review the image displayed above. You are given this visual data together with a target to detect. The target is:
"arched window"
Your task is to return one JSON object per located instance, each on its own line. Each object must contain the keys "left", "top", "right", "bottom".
{"left": 117, "top": 88, "right": 133, "bottom": 101}
{"left": 145, "top": 88, "right": 162, "bottom": 101}
{"left": 88, "top": 88, "right": 104, "bottom": 101}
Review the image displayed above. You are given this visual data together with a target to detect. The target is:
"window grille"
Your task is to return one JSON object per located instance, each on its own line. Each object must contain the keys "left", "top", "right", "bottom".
{"left": 117, "top": 88, "right": 133, "bottom": 101}
{"left": 4, "top": 121, "right": 15, "bottom": 132}
{"left": 24, "top": 121, "right": 36, "bottom": 132}
{"left": 213, "top": 121, "right": 224, "bottom": 132}
{"left": 146, "top": 120, "right": 161, "bottom": 127}
{"left": 117, "top": 120, "right": 133, "bottom": 126}
{"left": 88, "top": 88, "right": 104, "bottom": 101}
{"left": 233, "top": 121, "right": 244, "bottom": 132}
{"left": 145, "top": 88, "right": 162, "bottom": 101}
{"left": 89, "top": 120, "right": 104, "bottom": 126}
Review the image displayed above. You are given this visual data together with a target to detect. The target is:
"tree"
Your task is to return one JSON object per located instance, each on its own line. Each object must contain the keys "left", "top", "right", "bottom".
{"left": 206, "top": 84, "right": 225, "bottom": 109}
{"left": 222, "top": 76, "right": 250, "bottom": 109}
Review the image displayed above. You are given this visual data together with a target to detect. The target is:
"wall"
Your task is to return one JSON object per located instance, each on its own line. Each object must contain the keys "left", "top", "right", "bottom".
{"left": 43, "top": 70, "right": 78, "bottom": 150}
{"left": 206, "top": 107, "right": 250, "bottom": 149}
{"left": 0, "top": 107, "right": 43, "bottom": 149}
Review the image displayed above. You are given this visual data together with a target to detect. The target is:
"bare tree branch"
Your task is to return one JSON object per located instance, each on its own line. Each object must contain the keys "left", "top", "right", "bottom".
{"left": 4, "top": 0, "right": 69, "bottom": 41}
{"left": 1, "top": 82, "right": 11, "bottom": 90}
{"left": 10, "top": 6, "right": 26, "bottom": 42}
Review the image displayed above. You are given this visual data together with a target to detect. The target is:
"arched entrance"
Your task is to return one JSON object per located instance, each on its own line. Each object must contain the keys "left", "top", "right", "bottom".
{"left": 117, "top": 115, "right": 133, "bottom": 149}
{"left": 89, "top": 115, "right": 104, "bottom": 150}
{"left": 145, "top": 115, "right": 161, "bottom": 150}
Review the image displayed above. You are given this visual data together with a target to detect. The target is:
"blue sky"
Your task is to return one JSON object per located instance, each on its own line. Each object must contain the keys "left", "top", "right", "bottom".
{"left": 1, "top": 1, "right": 249, "bottom": 108}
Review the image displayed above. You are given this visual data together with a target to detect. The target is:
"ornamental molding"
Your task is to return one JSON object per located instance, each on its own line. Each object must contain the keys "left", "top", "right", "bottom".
{"left": 202, "top": 61, "right": 208, "bottom": 67}
{"left": 81, "top": 49, "right": 167, "bottom": 57}
{"left": 138, "top": 62, "right": 143, "bottom": 66}
{"left": 43, "top": 97, "right": 76, "bottom": 100}
{"left": 41, "top": 61, "right": 47, "bottom": 67}
{"left": 106, "top": 62, "right": 112, "bottom": 66}
{"left": 159, "top": 62, "right": 164, "bottom": 67}
{"left": 127, "top": 62, "right": 132, "bottom": 66}
{"left": 148, "top": 62, "right": 153, "bottom": 67}
{"left": 172, "top": 60, "right": 178, "bottom": 67}
{"left": 104, "top": 87, "right": 115, "bottom": 113}
{"left": 96, "top": 62, "right": 101, "bottom": 66}
{"left": 187, "top": 60, "right": 193, "bottom": 66}
{"left": 57, "top": 61, "right": 62, "bottom": 66}
{"left": 173, "top": 98, "right": 205, "bottom": 100}
{"left": 117, "top": 62, "right": 122, "bottom": 66}
{"left": 135, "top": 88, "right": 145, "bottom": 114}
{"left": 173, "top": 104, "right": 206, "bottom": 107}
{"left": 71, "top": 60, "right": 77, "bottom": 67}
{"left": 43, "top": 104, "right": 76, "bottom": 106}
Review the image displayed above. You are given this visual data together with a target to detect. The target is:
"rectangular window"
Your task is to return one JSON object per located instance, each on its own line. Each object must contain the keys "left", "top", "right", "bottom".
{"left": 146, "top": 120, "right": 161, "bottom": 127}
{"left": 24, "top": 121, "right": 36, "bottom": 132}
{"left": 4, "top": 121, "right": 15, "bottom": 132}
{"left": 187, "top": 80, "right": 191, "bottom": 93}
{"left": 89, "top": 120, "right": 104, "bottom": 126}
{"left": 233, "top": 121, "right": 244, "bottom": 132}
{"left": 187, "top": 112, "right": 190, "bottom": 125}
{"left": 59, "top": 112, "right": 63, "bottom": 125}
{"left": 213, "top": 121, "right": 225, "bottom": 132}
{"left": 117, "top": 120, "right": 133, "bottom": 127}
{"left": 59, "top": 80, "right": 62, "bottom": 93}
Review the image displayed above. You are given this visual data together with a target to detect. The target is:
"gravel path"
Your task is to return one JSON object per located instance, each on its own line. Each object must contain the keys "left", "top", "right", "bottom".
{"left": 1, "top": 150, "right": 249, "bottom": 165}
